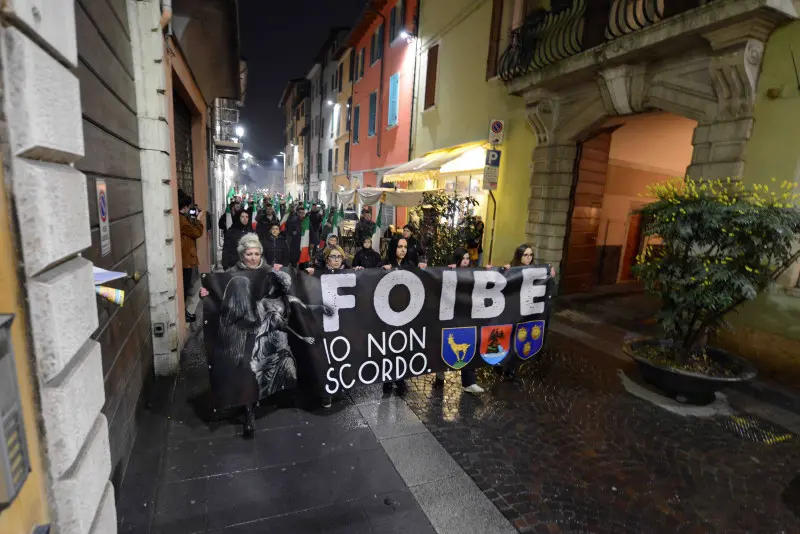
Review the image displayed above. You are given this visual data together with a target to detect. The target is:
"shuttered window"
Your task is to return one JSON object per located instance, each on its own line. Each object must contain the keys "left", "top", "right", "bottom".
{"left": 353, "top": 105, "right": 361, "bottom": 143}
{"left": 486, "top": 0, "right": 504, "bottom": 79}
{"left": 424, "top": 45, "right": 439, "bottom": 110}
{"left": 368, "top": 92, "right": 377, "bottom": 136}
{"left": 388, "top": 73, "right": 399, "bottom": 127}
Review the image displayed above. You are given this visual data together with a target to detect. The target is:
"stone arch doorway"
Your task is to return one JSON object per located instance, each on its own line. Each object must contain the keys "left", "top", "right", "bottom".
{"left": 520, "top": 29, "right": 769, "bottom": 293}
{"left": 561, "top": 112, "right": 697, "bottom": 294}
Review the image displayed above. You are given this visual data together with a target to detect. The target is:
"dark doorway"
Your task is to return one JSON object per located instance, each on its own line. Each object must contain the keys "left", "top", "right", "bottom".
{"left": 174, "top": 94, "right": 195, "bottom": 199}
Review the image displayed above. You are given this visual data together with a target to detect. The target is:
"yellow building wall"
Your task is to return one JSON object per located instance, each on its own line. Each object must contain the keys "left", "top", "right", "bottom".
{"left": 412, "top": 0, "right": 535, "bottom": 265}
{"left": 721, "top": 20, "right": 800, "bottom": 385}
{"left": 0, "top": 163, "right": 50, "bottom": 532}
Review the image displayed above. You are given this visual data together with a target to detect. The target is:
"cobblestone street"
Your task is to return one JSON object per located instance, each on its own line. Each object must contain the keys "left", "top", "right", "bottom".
{"left": 116, "top": 319, "right": 800, "bottom": 533}
{"left": 398, "top": 331, "right": 800, "bottom": 533}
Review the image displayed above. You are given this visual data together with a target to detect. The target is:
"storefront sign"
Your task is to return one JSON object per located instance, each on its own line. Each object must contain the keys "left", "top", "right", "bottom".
{"left": 484, "top": 149, "right": 501, "bottom": 190}
{"left": 489, "top": 119, "right": 505, "bottom": 144}
{"left": 202, "top": 267, "right": 553, "bottom": 403}
{"left": 96, "top": 180, "right": 111, "bottom": 257}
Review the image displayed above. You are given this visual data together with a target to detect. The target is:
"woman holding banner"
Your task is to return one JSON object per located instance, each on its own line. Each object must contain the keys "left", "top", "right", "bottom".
{"left": 489, "top": 243, "right": 557, "bottom": 384}
{"left": 381, "top": 238, "right": 428, "bottom": 395}
{"left": 432, "top": 248, "right": 486, "bottom": 394}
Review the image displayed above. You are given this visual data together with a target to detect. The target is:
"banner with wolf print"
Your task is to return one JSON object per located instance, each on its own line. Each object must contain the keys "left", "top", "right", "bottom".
{"left": 203, "top": 266, "right": 554, "bottom": 404}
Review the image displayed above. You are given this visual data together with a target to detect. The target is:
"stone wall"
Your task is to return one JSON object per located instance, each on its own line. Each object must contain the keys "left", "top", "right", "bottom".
{"left": 0, "top": 0, "right": 115, "bottom": 532}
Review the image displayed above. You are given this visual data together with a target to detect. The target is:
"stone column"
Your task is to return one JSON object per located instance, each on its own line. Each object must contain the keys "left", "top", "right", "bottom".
{"left": 526, "top": 144, "right": 577, "bottom": 267}
{"left": 689, "top": 23, "right": 770, "bottom": 179}
{"left": 0, "top": 2, "right": 115, "bottom": 532}
{"left": 129, "top": 0, "right": 181, "bottom": 376}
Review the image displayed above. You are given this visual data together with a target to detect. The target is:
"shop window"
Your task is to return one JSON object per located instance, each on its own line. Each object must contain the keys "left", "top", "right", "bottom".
{"left": 368, "top": 92, "right": 377, "bottom": 136}
{"left": 388, "top": 73, "right": 399, "bottom": 127}
{"left": 424, "top": 45, "right": 439, "bottom": 110}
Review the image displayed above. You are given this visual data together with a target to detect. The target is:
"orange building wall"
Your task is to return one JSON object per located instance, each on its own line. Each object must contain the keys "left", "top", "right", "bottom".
{"left": 350, "top": 0, "right": 418, "bottom": 200}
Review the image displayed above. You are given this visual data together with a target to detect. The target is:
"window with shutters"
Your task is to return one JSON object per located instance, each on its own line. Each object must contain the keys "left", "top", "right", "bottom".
{"left": 328, "top": 149, "right": 333, "bottom": 172}
{"left": 359, "top": 48, "right": 366, "bottom": 78}
{"left": 344, "top": 141, "right": 350, "bottom": 172}
{"left": 346, "top": 97, "right": 352, "bottom": 131}
{"left": 387, "top": 73, "right": 399, "bottom": 127}
{"left": 424, "top": 45, "right": 439, "bottom": 110}
{"left": 487, "top": 0, "right": 504, "bottom": 79}
{"left": 334, "top": 148, "right": 339, "bottom": 172}
{"left": 390, "top": 0, "right": 405, "bottom": 41}
{"left": 368, "top": 92, "right": 377, "bottom": 136}
{"left": 353, "top": 105, "right": 361, "bottom": 143}
{"left": 370, "top": 32, "right": 376, "bottom": 64}
{"left": 370, "top": 25, "right": 384, "bottom": 65}
{"left": 349, "top": 49, "right": 355, "bottom": 81}
{"left": 338, "top": 63, "right": 344, "bottom": 93}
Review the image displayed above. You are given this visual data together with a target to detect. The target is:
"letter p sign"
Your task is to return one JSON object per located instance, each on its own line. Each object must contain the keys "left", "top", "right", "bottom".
{"left": 485, "top": 149, "right": 501, "bottom": 168}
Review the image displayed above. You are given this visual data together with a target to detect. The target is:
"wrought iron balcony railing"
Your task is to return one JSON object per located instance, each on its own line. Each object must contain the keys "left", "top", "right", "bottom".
{"left": 498, "top": 0, "right": 714, "bottom": 82}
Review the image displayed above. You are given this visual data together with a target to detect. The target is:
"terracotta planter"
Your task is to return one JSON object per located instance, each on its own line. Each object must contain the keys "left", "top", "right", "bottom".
{"left": 622, "top": 338, "right": 757, "bottom": 405}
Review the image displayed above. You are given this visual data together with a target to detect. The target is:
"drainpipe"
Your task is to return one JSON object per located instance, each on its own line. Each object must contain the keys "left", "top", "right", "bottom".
{"left": 407, "top": 0, "right": 421, "bottom": 162}
{"left": 160, "top": 0, "right": 173, "bottom": 34}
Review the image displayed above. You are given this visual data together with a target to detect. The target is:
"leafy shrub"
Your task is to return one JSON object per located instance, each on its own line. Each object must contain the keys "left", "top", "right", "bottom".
{"left": 412, "top": 191, "right": 479, "bottom": 266}
{"left": 633, "top": 177, "right": 800, "bottom": 362}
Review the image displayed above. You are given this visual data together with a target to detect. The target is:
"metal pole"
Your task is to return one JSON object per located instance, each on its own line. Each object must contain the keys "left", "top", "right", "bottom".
{"left": 488, "top": 191, "right": 497, "bottom": 265}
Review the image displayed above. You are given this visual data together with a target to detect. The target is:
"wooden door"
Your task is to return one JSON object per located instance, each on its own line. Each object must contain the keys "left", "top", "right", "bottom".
{"left": 561, "top": 132, "right": 612, "bottom": 294}
{"left": 620, "top": 212, "right": 643, "bottom": 281}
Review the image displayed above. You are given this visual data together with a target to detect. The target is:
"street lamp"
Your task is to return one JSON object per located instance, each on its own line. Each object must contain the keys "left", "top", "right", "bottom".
{"left": 235, "top": 125, "right": 245, "bottom": 138}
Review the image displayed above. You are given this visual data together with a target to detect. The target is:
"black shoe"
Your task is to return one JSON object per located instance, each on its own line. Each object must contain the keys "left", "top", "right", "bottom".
{"left": 186, "top": 312, "right": 197, "bottom": 323}
{"left": 395, "top": 380, "right": 408, "bottom": 395}
{"left": 243, "top": 405, "right": 255, "bottom": 439}
{"left": 382, "top": 382, "right": 393, "bottom": 394}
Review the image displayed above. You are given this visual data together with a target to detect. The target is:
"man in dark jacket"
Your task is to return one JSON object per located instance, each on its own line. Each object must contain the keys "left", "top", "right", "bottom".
{"left": 355, "top": 207, "right": 376, "bottom": 245}
{"left": 261, "top": 223, "right": 290, "bottom": 268}
{"left": 285, "top": 205, "right": 305, "bottom": 266}
{"left": 221, "top": 210, "right": 251, "bottom": 270}
{"left": 179, "top": 191, "right": 204, "bottom": 323}
{"left": 308, "top": 204, "right": 324, "bottom": 257}
{"left": 255, "top": 204, "right": 280, "bottom": 242}
{"left": 218, "top": 199, "right": 241, "bottom": 232}
{"left": 402, "top": 224, "right": 425, "bottom": 265}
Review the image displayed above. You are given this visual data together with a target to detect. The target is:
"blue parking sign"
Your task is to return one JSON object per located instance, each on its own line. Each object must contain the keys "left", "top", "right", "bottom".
{"left": 485, "top": 149, "right": 501, "bottom": 167}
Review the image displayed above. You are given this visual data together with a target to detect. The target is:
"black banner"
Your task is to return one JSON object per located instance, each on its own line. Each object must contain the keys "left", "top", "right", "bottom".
{"left": 203, "top": 266, "right": 553, "bottom": 407}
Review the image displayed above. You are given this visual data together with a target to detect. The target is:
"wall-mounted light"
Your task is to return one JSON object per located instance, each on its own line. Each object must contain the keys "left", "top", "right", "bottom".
{"left": 400, "top": 31, "right": 415, "bottom": 44}
{"left": 326, "top": 100, "right": 334, "bottom": 106}
{"left": 235, "top": 126, "right": 245, "bottom": 138}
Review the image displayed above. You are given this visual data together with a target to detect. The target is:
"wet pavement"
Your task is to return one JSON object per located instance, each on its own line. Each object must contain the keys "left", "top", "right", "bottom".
{"left": 115, "top": 331, "right": 436, "bottom": 533}
{"left": 117, "top": 312, "right": 800, "bottom": 533}
{"left": 399, "top": 332, "right": 800, "bottom": 533}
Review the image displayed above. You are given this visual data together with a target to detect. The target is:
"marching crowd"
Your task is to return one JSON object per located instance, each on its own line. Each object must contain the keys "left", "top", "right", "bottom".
{"left": 180, "top": 191, "right": 555, "bottom": 437}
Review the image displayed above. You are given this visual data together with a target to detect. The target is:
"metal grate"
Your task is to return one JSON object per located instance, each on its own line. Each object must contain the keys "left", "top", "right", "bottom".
{"left": 718, "top": 415, "right": 794, "bottom": 445}
{"left": 174, "top": 94, "right": 195, "bottom": 200}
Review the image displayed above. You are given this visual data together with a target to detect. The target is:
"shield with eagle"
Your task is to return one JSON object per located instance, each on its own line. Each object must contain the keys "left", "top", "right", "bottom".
{"left": 514, "top": 320, "right": 546, "bottom": 360}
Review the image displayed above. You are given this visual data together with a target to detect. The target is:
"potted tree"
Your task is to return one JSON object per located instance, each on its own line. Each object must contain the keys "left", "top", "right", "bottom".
{"left": 624, "top": 177, "right": 800, "bottom": 404}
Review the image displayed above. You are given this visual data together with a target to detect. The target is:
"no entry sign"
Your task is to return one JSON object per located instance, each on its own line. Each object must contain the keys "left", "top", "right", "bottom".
{"left": 489, "top": 119, "right": 505, "bottom": 144}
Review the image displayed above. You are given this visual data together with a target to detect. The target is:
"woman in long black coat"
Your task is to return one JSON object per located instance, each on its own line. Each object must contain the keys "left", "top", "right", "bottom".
{"left": 221, "top": 210, "right": 251, "bottom": 270}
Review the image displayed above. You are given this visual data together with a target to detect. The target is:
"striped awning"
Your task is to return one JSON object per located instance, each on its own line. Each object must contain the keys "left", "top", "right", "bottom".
{"left": 383, "top": 142, "right": 487, "bottom": 183}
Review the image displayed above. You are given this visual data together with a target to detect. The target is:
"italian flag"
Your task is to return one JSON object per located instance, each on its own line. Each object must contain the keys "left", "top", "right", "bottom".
{"left": 298, "top": 213, "right": 311, "bottom": 264}
{"left": 279, "top": 211, "right": 290, "bottom": 232}
{"left": 372, "top": 204, "right": 383, "bottom": 253}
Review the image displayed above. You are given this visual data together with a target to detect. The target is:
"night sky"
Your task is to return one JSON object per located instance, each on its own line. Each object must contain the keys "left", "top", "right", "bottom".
{"left": 238, "top": 0, "right": 365, "bottom": 161}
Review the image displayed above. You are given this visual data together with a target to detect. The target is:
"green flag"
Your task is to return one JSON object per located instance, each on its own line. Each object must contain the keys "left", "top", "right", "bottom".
{"left": 372, "top": 204, "right": 383, "bottom": 253}
{"left": 332, "top": 205, "right": 343, "bottom": 236}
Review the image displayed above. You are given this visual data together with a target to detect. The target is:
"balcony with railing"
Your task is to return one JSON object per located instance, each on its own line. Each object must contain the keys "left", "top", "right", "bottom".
{"left": 213, "top": 98, "right": 243, "bottom": 153}
{"left": 498, "top": 0, "right": 718, "bottom": 83}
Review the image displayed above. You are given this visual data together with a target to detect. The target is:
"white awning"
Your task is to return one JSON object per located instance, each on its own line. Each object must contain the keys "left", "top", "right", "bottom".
{"left": 383, "top": 142, "right": 488, "bottom": 183}
{"left": 336, "top": 187, "right": 440, "bottom": 207}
